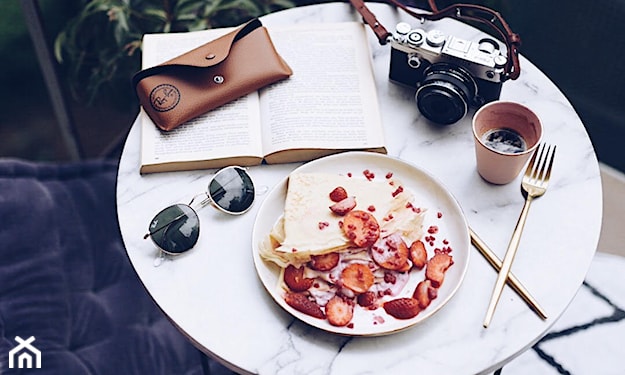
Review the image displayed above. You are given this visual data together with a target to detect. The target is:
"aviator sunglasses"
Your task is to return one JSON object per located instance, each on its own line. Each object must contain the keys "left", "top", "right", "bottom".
{"left": 144, "top": 166, "right": 255, "bottom": 257}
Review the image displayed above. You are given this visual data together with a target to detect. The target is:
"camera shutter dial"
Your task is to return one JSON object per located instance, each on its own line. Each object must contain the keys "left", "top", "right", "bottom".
{"left": 426, "top": 30, "right": 446, "bottom": 47}
{"left": 407, "top": 30, "right": 425, "bottom": 47}
{"left": 478, "top": 38, "right": 499, "bottom": 54}
{"left": 395, "top": 22, "right": 412, "bottom": 35}
{"left": 494, "top": 55, "right": 507, "bottom": 68}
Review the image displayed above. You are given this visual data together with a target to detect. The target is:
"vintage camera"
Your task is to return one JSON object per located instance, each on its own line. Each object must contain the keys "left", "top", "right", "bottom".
{"left": 389, "top": 22, "right": 508, "bottom": 125}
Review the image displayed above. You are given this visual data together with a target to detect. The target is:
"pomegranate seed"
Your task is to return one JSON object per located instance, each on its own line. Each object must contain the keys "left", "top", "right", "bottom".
{"left": 384, "top": 272, "right": 397, "bottom": 284}
{"left": 391, "top": 186, "right": 404, "bottom": 197}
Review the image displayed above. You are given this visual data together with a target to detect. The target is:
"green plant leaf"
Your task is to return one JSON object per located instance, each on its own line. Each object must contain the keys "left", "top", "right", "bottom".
{"left": 142, "top": 7, "right": 168, "bottom": 22}
{"left": 55, "top": 0, "right": 295, "bottom": 106}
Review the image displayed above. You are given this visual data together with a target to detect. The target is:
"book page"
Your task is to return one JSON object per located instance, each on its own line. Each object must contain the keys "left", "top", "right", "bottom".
{"left": 139, "top": 29, "right": 263, "bottom": 171}
{"left": 260, "top": 22, "right": 386, "bottom": 156}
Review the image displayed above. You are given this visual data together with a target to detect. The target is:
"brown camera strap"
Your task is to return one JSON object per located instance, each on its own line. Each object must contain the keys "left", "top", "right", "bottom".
{"left": 349, "top": 0, "right": 521, "bottom": 80}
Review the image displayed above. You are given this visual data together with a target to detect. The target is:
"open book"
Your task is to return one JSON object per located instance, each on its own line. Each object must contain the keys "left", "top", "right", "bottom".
{"left": 139, "top": 22, "right": 386, "bottom": 174}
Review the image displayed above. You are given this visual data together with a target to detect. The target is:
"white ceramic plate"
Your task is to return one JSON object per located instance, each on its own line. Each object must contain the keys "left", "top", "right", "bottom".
{"left": 252, "top": 152, "right": 470, "bottom": 336}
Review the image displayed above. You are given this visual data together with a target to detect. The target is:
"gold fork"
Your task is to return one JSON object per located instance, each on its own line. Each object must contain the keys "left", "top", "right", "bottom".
{"left": 470, "top": 228, "right": 548, "bottom": 320}
{"left": 483, "top": 143, "right": 556, "bottom": 328}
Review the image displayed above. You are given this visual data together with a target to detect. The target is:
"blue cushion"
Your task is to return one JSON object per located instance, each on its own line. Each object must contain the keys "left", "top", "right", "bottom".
{"left": 0, "top": 159, "right": 227, "bottom": 374}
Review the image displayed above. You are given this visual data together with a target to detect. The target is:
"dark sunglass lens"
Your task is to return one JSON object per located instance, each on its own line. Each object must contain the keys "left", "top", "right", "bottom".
{"left": 148, "top": 204, "right": 199, "bottom": 254}
{"left": 209, "top": 167, "right": 255, "bottom": 214}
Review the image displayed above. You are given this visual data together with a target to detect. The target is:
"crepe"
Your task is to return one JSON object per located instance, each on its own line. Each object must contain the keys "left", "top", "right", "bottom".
{"left": 259, "top": 172, "right": 425, "bottom": 267}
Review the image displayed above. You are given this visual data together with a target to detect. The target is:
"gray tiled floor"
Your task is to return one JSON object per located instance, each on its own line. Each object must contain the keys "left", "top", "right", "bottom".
{"left": 504, "top": 251, "right": 625, "bottom": 374}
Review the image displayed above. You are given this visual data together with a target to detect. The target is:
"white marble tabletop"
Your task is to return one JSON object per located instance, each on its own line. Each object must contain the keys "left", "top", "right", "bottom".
{"left": 116, "top": 3, "right": 602, "bottom": 374}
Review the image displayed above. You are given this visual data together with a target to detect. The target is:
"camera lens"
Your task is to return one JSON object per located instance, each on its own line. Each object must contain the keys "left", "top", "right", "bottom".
{"left": 415, "top": 63, "right": 478, "bottom": 125}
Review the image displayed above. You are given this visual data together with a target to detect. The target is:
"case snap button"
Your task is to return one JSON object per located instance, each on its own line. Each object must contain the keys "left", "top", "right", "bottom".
{"left": 213, "top": 75, "right": 224, "bottom": 84}
{"left": 205, "top": 53, "right": 216, "bottom": 60}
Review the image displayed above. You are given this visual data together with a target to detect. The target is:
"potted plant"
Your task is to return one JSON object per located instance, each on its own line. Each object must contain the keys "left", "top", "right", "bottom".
{"left": 55, "top": 0, "right": 295, "bottom": 109}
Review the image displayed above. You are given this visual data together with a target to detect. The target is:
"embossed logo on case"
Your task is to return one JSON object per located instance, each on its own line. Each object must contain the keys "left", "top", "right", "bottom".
{"left": 150, "top": 84, "right": 180, "bottom": 112}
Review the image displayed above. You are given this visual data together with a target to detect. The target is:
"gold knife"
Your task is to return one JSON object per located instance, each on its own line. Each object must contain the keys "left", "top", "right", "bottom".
{"left": 469, "top": 227, "right": 548, "bottom": 321}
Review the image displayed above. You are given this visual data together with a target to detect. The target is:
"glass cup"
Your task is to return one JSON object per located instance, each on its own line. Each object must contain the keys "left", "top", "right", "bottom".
{"left": 472, "top": 101, "right": 543, "bottom": 184}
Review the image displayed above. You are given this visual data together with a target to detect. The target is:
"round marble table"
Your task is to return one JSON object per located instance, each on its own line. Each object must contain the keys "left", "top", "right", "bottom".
{"left": 116, "top": 3, "right": 602, "bottom": 374}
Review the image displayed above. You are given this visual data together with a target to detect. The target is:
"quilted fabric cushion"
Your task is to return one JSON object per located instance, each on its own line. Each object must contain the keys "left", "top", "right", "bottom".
{"left": 0, "top": 159, "right": 229, "bottom": 374}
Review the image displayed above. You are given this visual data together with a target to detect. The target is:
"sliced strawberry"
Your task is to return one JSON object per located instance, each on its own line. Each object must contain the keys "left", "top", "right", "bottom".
{"left": 284, "top": 292, "right": 325, "bottom": 319}
{"left": 325, "top": 296, "right": 354, "bottom": 327}
{"left": 341, "top": 263, "right": 374, "bottom": 293}
{"left": 413, "top": 279, "right": 438, "bottom": 309}
{"left": 383, "top": 298, "right": 421, "bottom": 319}
{"left": 342, "top": 210, "right": 380, "bottom": 248}
{"left": 425, "top": 253, "right": 454, "bottom": 288}
{"left": 329, "top": 186, "right": 348, "bottom": 202}
{"left": 309, "top": 252, "right": 340, "bottom": 271}
{"left": 409, "top": 239, "right": 428, "bottom": 270}
{"left": 329, "top": 196, "right": 357, "bottom": 216}
{"left": 284, "top": 264, "right": 314, "bottom": 292}
{"left": 357, "top": 291, "right": 377, "bottom": 308}
{"left": 397, "top": 261, "right": 412, "bottom": 273}
{"left": 370, "top": 232, "right": 410, "bottom": 271}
